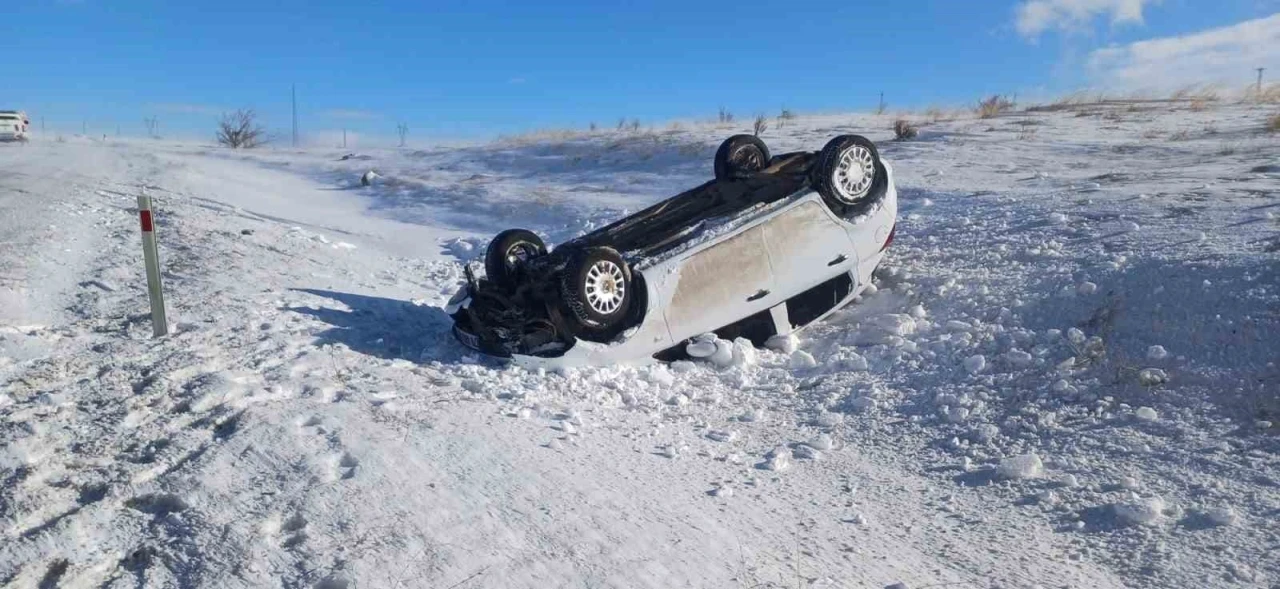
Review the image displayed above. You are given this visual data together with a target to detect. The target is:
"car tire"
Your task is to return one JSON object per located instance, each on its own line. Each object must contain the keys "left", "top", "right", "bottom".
{"left": 558, "top": 246, "right": 633, "bottom": 341}
{"left": 714, "top": 135, "right": 771, "bottom": 181}
{"left": 484, "top": 229, "right": 547, "bottom": 291}
{"left": 812, "top": 135, "right": 886, "bottom": 213}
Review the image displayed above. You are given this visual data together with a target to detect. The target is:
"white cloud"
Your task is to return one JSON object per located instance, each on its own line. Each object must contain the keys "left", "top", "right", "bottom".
{"left": 1088, "top": 13, "right": 1280, "bottom": 90}
{"left": 322, "top": 109, "right": 381, "bottom": 120}
{"left": 1016, "top": 0, "right": 1159, "bottom": 38}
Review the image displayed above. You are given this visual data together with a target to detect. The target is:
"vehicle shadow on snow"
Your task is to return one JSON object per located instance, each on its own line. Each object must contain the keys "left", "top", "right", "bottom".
{"left": 285, "top": 289, "right": 470, "bottom": 364}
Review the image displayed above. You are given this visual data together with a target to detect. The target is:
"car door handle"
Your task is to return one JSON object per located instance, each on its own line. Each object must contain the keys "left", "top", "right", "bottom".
{"left": 747, "top": 289, "right": 770, "bottom": 301}
{"left": 828, "top": 254, "right": 848, "bottom": 266}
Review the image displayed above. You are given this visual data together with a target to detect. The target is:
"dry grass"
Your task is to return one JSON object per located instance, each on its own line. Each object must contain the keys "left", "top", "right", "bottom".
{"left": 717, "top": 107, "right": 734, "bottom": 124}
{"left": 752, "top": 114, "right": 768, "bottom": 136}
{"left": 976, "top": 95, "right": 1015, "bottom": 119}
{"left": 1267, "top": 113, "right": 1280, "bottom": 133}
{"left": 1169, "top": 129, "right": 1191, "bottom": 141}
{"left": 892, "top": 119, "right": 918, "bottom": 140}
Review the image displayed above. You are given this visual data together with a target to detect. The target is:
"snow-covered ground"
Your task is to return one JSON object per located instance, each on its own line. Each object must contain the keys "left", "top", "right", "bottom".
{"left": 1, "top": 102, "right": 1277, "bottom": 589}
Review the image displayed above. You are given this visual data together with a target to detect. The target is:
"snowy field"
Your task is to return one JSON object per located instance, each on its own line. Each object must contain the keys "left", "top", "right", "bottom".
{"left": 1, "top": 102, "right": 1277, "bottom": 589}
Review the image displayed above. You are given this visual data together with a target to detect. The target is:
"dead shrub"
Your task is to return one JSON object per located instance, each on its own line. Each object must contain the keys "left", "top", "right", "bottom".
{"left": 777, "top": 108, "right": 795, "bottom": 128}
{"left": 216, "top": 109, "right": 267, "bottom": 148}
{"left": 892, "top": 119, "right": 918, "bottom": 140}
{"left": 718, "top": 107, "right": 734, "bottom": 124}
{"left": 1267, "top": 113, "right": 1280, "bottom": 133}
{"left": 753, "top": 114, "right": 768, "bottom": 136}
{"left": 977, "top": 95, "right": 1015, "bottom": 119}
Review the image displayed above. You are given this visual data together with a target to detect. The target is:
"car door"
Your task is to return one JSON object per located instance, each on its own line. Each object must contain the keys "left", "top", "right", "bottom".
{"left": 662, "top": 225, "right": 776, "bottom": 340}
{"left": 760, "top": 199, "right": 858, "bottom": 301}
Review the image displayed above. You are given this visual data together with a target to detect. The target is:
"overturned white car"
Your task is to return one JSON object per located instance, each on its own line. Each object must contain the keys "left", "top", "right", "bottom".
{"left": 448, "top": 134, "right": 898, "bottom": 367}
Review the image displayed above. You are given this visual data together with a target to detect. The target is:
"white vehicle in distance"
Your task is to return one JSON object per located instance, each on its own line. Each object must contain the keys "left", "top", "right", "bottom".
{"left": 448, "top": 133, "right": 899, "bottom": 368}
{"left": 0, "top": 111, "right": 30, "bottom": 142}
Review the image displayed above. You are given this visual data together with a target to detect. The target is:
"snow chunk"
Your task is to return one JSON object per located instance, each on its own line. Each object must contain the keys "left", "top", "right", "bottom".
{"left": 790, "top": 350, "right": 818, "bottom": 369}
{"left": 868, "top": 314, "right": 917, "bottom": 336}
{"left": 762, "top": 447, "right": 792, "bottom": 471}
{"left": 1118, "top": 476, "right": 1140, "bottom": 490}
{"left": 943, "top": 406, "right": 970, "bottom": 424}
{"left": 847, "top": 396, "right": 876, "bottom": 413}
{"left": 1204, "top": 505, "right": 1238, "bottom": 527}
{"left": 841, "top": 351, "right": 869, "bottom": 371}
{"left": 970, "top": 423, "right": 1000, "bottom": 444}
{"left": 1066, "top": 328, "right": 1086, "bottom": 344}
{"left": 1138, "top": 368, "right": 1168, "bottom": 386}
{"left": 814, "top": 412, "right": 844, "bottom": 427}
{"left": 996, "top": 453, "right": 1044, "bottom": 480}
{"left": 1004, "top": 349, "right": 1033, "bottom": 367}
{"left": 707, "top": 430, "right": 737, "bottom": 443}
{"left": 670, "top": 360, "right": 698, "bottom": 373}
{"left": 794, "top": 445, "right": 822, "bottom": 460}
{"left": 731, "top": 337, "right": 757, "bottom": 367}
{"left": 963, "top": 354, "right": 986, "bottom": 374}
{"left": 806, "top": 433, "right": 835, "bottom": 451}
{"left": 1146, "top": 345, "right": 1168, "bottom": 360}
{"left": 1115, "top": 495, "right": 1166, "bottom": 526}
{"left": 1049, "top": 212, "right": 1069, "bottom": 224}
{"left": 766, "top": 333, "right": 798, "bottom": 354}
{"left": 738, "top": 408, "right": 764, "bottom": 422}
{"left": 1077, "top": 281, "right": 1098, "bottom": 295}
{"left": 1134, "top": 406, "right": 1158, "bottom": 422}
{"left": 686, "top": 340, "right": 717, "bottom": 358}
{"left": 708, "top": 339, "right": 735, "bottom": 367}
{"left": 908, "top": 304, "right": 927, "bottom": 319}
{"left": 711, "top": 486, "right": 734, "bottom": 498}
{"left": 850, "top": 314, "right": 917, "bottom": 346}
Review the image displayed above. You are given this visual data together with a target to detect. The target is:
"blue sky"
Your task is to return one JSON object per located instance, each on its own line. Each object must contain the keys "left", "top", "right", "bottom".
{"left": 3, "top": 0, "right": 1277, "bottom": 142}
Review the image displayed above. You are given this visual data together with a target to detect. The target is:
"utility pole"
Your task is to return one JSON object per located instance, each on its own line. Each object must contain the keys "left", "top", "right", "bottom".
{"left": 397, "top": 123, "right": 408, "bottom": 147}
{"left": 877, "top": 91, "right": 885, "bottom": 114}
{"left": 291, "top": 84, "right": 299, "bottom": 148}
{"left": 82, "top": 120, "right": 86, "bottom": 135}
{"left": 1257, "top": 68, "right": 1266, "bottom": 98}
{"left": 342, "top": 128, "right": 347, "bottom": 149}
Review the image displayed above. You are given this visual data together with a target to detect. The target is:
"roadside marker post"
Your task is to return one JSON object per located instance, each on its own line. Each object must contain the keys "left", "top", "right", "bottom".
{"left": 137, "top": 194, "right": 169, "bottom": 337}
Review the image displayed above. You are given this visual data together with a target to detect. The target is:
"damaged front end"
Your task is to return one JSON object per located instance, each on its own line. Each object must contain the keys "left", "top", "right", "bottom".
{"left": 447, "top": 264, "right": 573, "bottom": 358}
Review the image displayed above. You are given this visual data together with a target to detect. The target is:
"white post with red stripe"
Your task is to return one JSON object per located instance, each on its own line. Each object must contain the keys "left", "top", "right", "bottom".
{"left": 137, "top": 194, "right": 169, "bottom": 337}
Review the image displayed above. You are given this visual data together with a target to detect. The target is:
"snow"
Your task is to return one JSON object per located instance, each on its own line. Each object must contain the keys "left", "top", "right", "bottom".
{"left": 1138, "top": 368, "right": 1169, "bottom": 386}
{"left": 1115, "top": 495, "right": 1167, "bottom": 526}
{"left": 1146, "top": 345, "right": 1169, "bottom": 360}
{"left": 1135, "top": 406, "right": 1158, "bottom": 422}
{"left": 1204, "top": 505, "right": 1239, "bottom": 527}
{"left": 962, "top": 354, "right": 986, "bottom": 374}
{"left": 2, "top": 104, "right": 1278, "bottom": 589}
{"left": 996, "top": 453, "right": 1044, "bottom": 480}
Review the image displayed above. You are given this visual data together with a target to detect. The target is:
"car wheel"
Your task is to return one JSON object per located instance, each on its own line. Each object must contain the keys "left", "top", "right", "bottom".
{"left": 559, "top": 246, "right": 633, "bottom": 341}
{"left": 714, "top": 135, "right": 771, "bottom": 181}
{"left": 813, "top": 135, "right": 885, "bottom": 211}
{"left": 484, "top": 229, "right": 547, "bottom": 290}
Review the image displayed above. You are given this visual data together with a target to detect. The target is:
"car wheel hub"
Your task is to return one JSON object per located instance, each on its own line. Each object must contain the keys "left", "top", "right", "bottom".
{"left": 505, "top": 242, "right": 538, "bottom": 270}
{"left": 834, "top": 145, "right": 875, "bottom": 202}
{"left": 584, "top": 260, "right": 625, "bottom": 315}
